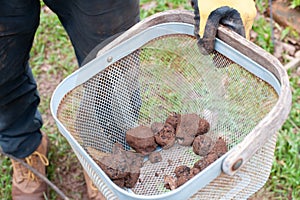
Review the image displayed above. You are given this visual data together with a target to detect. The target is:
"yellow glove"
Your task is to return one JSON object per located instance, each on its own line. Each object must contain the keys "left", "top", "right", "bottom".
{"left": 197, "top": 0, "right": 256, "bottom": 39}
{"left": 191, "top": 0, "right": 257, "bottom": 53}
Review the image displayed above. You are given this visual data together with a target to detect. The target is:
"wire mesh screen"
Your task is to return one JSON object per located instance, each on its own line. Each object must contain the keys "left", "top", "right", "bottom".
{"left": 57, "top": 34, "right": 278, "bottom": 198}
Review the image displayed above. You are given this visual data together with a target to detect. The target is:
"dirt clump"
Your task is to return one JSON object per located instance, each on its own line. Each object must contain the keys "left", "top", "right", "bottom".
{"left": 94, "top": 143, "right": 144, "bottom": 188}
{"left": 175, "top": 113, "right": 210, "bottom": 146}
{"left": 193, "top": 153, "right": 219, "bottom": 171}
{"left": 210, "top": 137, "right": 228, "bottom": 158}
{"left": 164, "top": 175, "right": 177, "bottom": 190}
{"left": 164, "top": 164, "right": 201, "bottom": 190}
{"left": 165, "top": 112, "right": 181, "bottom": 128}
{"left": 174, "top": 165, "right": 192, "bottom": 187}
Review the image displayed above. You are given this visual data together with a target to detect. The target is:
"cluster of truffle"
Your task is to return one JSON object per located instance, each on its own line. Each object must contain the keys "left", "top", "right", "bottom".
{"left": 95, "top": 112, "right": 227, "bottom": 189}
{"left": 126, "top": 113, "right": 211, "bottom": 155}
{"left": 164, "top": 137, "right": 227, "bottom": 190}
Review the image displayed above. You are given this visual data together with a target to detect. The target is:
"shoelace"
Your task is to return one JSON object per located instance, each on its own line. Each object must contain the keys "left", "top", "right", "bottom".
{"left": 90, "top": 181, "right": 98, "bottom": 191}
{"left": 24, "top": 151, "right": 49, "bottom": 181}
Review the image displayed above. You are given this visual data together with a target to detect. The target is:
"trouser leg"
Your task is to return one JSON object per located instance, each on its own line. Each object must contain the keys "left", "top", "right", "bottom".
{"left": 0, "top": 0, "right": 42, "bottom": 158}
{"left": 43, "top": 0, "right": 141, "bottom": 152}
{"left": 43, "top": 0, "right": 140, "bottom": 66}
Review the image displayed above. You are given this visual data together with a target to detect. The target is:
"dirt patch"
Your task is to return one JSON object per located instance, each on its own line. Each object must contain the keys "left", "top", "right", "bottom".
{"left": 270, "top": 0, "right": 300, "bottom": 34}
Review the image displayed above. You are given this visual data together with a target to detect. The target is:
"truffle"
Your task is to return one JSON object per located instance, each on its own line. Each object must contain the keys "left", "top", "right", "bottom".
{"left": 154, "top": 123, "right": 176, "bottom": 149}
{"left": 126, "top": 126, "right": 157, "bottom": 155}
{"left": 165, "top": 112, "right": 181, "bottom": 129}
{"left": 192, "top": 135, "right": 214, "bottom": 156}
{"left": 176, "top": 113, "right": 201, "bottom": 146}
{"left": 196, "top": 118, "right": 210, "bottom": 135}
{"left": 210, "top": 137, "right": 228, "bottom": 158}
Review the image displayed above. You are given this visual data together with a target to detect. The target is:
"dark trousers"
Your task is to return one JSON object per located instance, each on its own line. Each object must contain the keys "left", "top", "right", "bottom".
{"left": 0, "top": 0, "right": 140, "bottom": 158}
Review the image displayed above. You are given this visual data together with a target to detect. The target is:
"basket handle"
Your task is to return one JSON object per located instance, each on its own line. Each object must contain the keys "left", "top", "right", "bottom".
{"left": 217, "top": 27, "right": 292, "bottom": 175}
{"left": 191, "top": 0, "right": 245, "bottom": 54}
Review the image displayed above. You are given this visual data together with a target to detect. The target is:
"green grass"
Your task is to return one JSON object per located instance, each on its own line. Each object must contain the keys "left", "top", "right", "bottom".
{"left": 266, "top": 70, "right": 300, "bottom": 199}
{"left": 253, "top": 1, "right": 300, "bottom": 199}
{"left": 140, "top": 0, "right": 192, "bottom": 18}
{"left": 0, "top": 157, "right": 12, "bottom": 199}
{"left": 289, "top": 0, "right": 300, "bottom": 8}
{"left": 252, "top": 16, "right": 275, "bottom": 53}
{"left": 1, "top": 1, "right": 299, "bottom": 199}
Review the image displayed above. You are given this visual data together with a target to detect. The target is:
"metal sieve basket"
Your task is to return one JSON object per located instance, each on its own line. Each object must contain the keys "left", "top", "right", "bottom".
{"left": 50, "top": 10, "right": 291, "bottom": 200}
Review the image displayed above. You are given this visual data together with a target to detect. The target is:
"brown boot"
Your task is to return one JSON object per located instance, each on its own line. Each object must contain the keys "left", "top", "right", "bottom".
{"left": 83, "top": 170, "right": 106, "bottom": 200}
{"left": 11, "top": 133, "right": 49, "bottom": 200}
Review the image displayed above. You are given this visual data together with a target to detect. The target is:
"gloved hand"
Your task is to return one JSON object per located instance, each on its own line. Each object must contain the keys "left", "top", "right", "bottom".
{"left": 191, "top": 0, "right": 257, "bottom": 54}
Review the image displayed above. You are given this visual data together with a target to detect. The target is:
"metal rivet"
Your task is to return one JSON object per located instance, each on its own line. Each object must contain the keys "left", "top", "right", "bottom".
{"left": 232, "top": 158, "right": 243, "bottom": 171}
{"left": 107, "top": 56, "right": 113, "bottom": 62}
